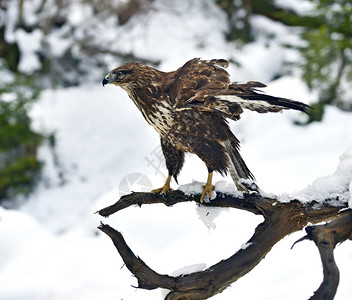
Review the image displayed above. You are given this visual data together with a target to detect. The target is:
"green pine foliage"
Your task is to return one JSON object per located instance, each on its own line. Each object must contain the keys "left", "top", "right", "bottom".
{"left": 0, "top": 71, "right": 43, "bottom": 202}
{"left": 300, "top": 0, "right": 352, "bottom": 122}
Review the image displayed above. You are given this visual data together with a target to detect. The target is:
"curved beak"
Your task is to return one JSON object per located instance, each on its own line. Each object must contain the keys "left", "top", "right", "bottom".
{"left": 102, "top": 76, "right": 110, "bottom": 87}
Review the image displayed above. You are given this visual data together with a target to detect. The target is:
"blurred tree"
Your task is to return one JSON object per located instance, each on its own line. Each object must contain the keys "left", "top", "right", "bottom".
{"left": 0, "top": 4, "right": 20, "bottom": 72}
{"left": 216, "top": 0, "right": 322, "bottom": 42}
{"left": 216, "top": 0, "right": 352, "bottom": 123}
{"left": 0, "top": 69, "right": 43, "bottom": 203}
{"left": 0, "top": 0, "right": 158, "bottom": 88}
{"left": 299, "top": 0, "right": 352, "bottom": 123}
{"left": 215, "top": 0, "right": 253, "bottom": 42}
{"left": 0, "top": 0, "right": 160, "bottom": 203}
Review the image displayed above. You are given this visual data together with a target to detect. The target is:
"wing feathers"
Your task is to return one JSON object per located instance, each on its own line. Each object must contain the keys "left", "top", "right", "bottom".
{"left": 169, "top": 59, "right": 310, "bottom": 118}
{"left": 208, "top": 59, "right": 229, "bottom": 68}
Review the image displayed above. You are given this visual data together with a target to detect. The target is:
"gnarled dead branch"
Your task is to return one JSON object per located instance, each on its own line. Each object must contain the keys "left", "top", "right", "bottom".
{"left": 97, "top": 191, "right": 351, "bottom": 300}
{"left": 294, "top": 212, "right": 352, "bottom": 300}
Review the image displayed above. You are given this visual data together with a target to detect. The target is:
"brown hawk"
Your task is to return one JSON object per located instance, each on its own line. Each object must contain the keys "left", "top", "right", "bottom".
{"left": 102, "top": 58, "right": 310, "bottom": 202}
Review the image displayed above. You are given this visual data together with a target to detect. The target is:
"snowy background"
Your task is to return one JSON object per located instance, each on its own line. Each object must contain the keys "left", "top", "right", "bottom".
{"left": 1, "top": 1, "right": 352, "bottom": 299}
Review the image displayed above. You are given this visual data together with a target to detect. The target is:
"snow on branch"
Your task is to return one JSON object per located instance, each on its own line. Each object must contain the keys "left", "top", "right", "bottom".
{"left": 97, "top": 189, "right": 350, "bottom": 300}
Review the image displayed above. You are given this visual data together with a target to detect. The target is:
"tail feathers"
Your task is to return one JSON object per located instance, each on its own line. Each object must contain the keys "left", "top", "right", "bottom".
{"left": 215, "top": 93, "right": 311, "bottom": 115}
{"left": 245, "top": 94, "right": 311, "bottom": 114}
{"left": 224, "top": 140, "right": 254, "bottom": 190}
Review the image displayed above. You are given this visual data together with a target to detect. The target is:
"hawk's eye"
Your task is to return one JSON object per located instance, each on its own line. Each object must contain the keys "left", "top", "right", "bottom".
{"left": 115, "top": 70, "right": 126, "bottom": 80}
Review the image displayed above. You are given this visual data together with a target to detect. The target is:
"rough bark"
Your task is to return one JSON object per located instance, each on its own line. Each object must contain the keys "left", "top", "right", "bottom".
{"left": 294, "top": 213, "right": 352, "bottom": 300}
{"left": 97, "top": 191, "right": 351, "bottom": 300}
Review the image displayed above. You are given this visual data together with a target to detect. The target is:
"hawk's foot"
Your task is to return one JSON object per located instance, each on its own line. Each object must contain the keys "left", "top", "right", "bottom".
{"left": 151, "top": 175, "right": 173, "bottom": 195}
{"left": 200, "top": 171, "right": 215, "bottom": 203}
{"left": 200, "top": 182, "right": 215, "bottom": 203}
{"left": 151, "top": 185, "right": 173, "bottom": 195}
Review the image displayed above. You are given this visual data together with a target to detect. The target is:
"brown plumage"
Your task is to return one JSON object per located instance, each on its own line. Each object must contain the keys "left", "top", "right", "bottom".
{"left": 103, "top": 58, "right": 310, "bottom": 202}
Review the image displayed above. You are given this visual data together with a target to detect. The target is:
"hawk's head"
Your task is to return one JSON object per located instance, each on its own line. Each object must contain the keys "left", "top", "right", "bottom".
{"left": 102, "top": 63, "right": 139, "bottom": 89}
{"left": 102, "top": 62, "right": 164, "bottom": 93}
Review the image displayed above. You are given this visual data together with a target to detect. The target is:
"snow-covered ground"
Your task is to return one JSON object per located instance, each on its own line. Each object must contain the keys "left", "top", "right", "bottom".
{"left": 1, "top": 1, "right": 352, "bottom": 299}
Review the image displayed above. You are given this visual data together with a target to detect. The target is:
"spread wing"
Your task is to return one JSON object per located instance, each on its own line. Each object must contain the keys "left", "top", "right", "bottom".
{"left": 168, "top": 58, "right": 230, "bottom": 107}
{"left": 167, "top": 58, "right": 310, "bottom": 120}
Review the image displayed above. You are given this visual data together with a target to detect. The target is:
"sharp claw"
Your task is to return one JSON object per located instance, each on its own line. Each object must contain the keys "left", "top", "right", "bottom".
{"left": 151, "top": 186, "right": 173, "bottom": 195}
{"left": 151, "top": 175, "right": 173, "bottom": 195}
{"left": 200, "top": 184, "right": 215, "bottom": 203}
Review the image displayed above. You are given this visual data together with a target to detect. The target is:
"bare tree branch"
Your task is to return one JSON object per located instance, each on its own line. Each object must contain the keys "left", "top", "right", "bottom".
{"left": 294, "top": 212, "right": 352, "bottom": 300}
{"left": 97, "top": 190, "right": 262, "bottom": 217}
{"left": 97, "top": 190, "right": 350, "bottom": 299}
{"left": 98, "top": 222, "right": 176, "bottom": 290}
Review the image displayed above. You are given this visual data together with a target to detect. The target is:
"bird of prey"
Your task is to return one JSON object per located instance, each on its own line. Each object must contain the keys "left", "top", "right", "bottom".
{"left": 102, "top": 58, "right": 310, "bottom": 202}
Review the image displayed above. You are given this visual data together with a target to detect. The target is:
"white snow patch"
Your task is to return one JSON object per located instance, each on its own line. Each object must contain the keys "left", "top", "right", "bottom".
{"left": 295, "top": 147, "right": 352, "bottom": 205}
{"left": 15, "top": 29, "right": 42, "bottom": 73}
{"left": 67, "top": 3, "right": 93, "bottom": 26}
{"left": 215, "top": 180, "right": 243, "bottom": 198}
{"left": 177, "top": 180, "right": 245, "bottom": 199}
{"left": 196, "top": 205, "right": 227, "bottom": 230}
{"left": 241, "top": 104, "right": 352, "bottom": 195}
{"left": 274, "top": 0, "right": 316, "bottom": 14}
{"left": 172, "top": 263, "right": 207, "bottom": 276}
{"left": 178, "top": 181, "right": 216, "bottom": 203}
{"left": 279, "top": 147, "right": 352, "bottom": 206}
{"left": 178, "top": 181, "right": 204, "bottom": 196}
{"left": 0, "top": 207, "right": 54, "bottom": 270}
{"left": 0, "top": 63, "right": 15, "bottom": 84}
{"left": 241, "top": 242, "right": 253, "bottom": 250}
{"left": 235, "top": 40, "right": 284, "bottom": 83}
{"left": 47, "top": 34, "right": 72, "bottom": 57}
{"left": 161, "top": 263, "right": 207, "bottom": 298}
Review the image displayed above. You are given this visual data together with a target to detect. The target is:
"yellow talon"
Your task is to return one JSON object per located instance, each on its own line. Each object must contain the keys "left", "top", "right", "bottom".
{"left": 151, "top": 175, "right": 173, "bottom": 195}
{"left": 200, "top": 172, "right": 215, "bottom": 203}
